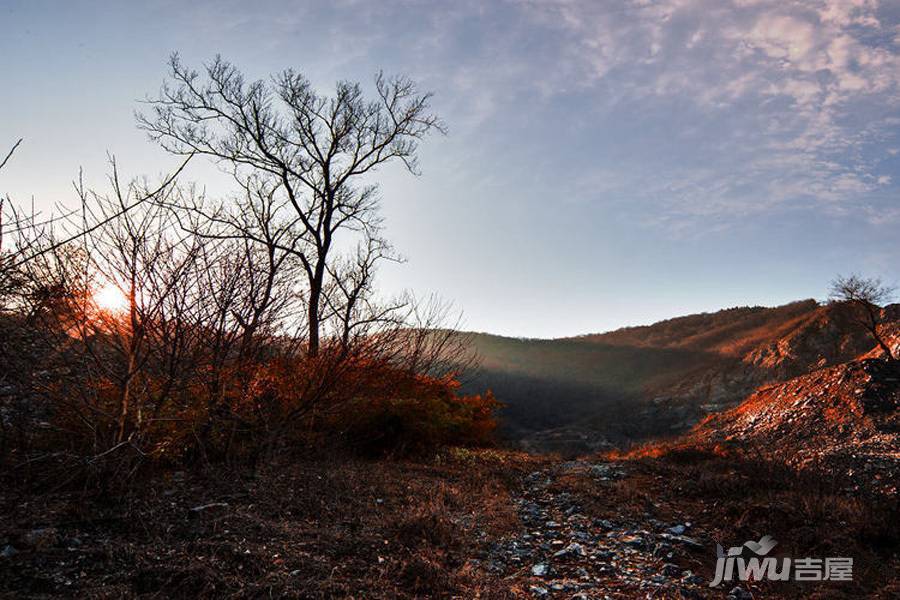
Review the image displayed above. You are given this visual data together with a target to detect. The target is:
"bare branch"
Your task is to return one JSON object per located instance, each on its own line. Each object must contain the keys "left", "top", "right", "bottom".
{"left": 0, "top": 138, "right": 23, "bottom": 172}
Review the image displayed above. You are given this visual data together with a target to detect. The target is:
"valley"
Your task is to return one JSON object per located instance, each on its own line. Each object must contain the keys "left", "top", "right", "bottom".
{"left": 464, "top": 300, "right": 900, "bottom": 453}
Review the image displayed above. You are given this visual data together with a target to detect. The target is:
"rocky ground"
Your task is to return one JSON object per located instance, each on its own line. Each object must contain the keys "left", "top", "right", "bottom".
{"left": 2, "top": 448, "right": 897, "bottom": 598}
{"left": 472, "top": 460, "right": 715, "bottom": 599}
{"left": 474, "top": 451, "right": 898, "bottom": 599}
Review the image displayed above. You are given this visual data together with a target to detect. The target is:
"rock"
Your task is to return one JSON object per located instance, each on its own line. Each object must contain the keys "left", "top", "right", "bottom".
{"left": 666, "top": 524, "right": 686, "bottom": 535}
{"left": 728, "top": 586, "right": 753, "bottom": 600}
{"left": 665, "top": 534, "right": 704, "bottom": 549}
{"left": 529, "top": 585, "right": 549, "bottom": 597}
{"left": 531, "top": 563, "right": 550, "bottom": 577}
{"left": 549, "top": 582, "right": 566, "bottom": 591}
{"left": 66, "top": 537, "right": 83, "bottom": 548}
{"left": 589, "top": 464, "right": 623, "bottom": 480}
{"left": 682, "top": 572, "right": 705, "bottom": 585}
{"left": 22, "top": 528, "right": 58, "bottom": 550}
{"left": 485, "top": 559, "right": 506, "bottom": 573}
{"left": 553, "top": 542, "right": 586, "bottom": 559}
{"left": 1, "top": 545, "right": 18, "bottom": 558}
{"left": 521, "top": 502, "right": 542, "bottom": 521}
{"left": 661, "top": 563, "right": 682, "bottom": 577}
{"left": 575, "top": 566, "right": 589, "bottom": 579}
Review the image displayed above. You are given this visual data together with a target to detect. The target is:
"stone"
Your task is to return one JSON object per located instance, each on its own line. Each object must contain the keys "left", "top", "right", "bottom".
{"left": 592, "top": 463, "right": 626, "bottom": 480}
{"left": 1, "top": 545, "right": 17, "bottom": 558}
{"left": 667, "top": 534, "right": 703, "bottom": 549}
{"left": 666, "top": 524, "right": 686, "bottom": 535}
{"left": 683, "top": 573, "right": 705, "bottom": 585}
{"left": 553, "top": 542, "right": 586, "bottom": 559}
{"left": 531, "top": 563, "right": 550, "bottom": 577}
{"left": 661, "top": 563, "right": 682, "bottom": 577}
{"left": 728, "top": 586, "right": 753, "bottom": 600}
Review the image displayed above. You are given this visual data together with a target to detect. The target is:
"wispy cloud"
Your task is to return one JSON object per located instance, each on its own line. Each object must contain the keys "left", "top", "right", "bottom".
{"left": 506, "top": 0, "right": 900, "bottom": 225}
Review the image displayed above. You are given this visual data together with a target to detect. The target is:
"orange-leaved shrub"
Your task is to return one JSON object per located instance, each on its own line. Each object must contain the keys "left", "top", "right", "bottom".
{"left": 245, "top": 353, "right": 500, "bottom": 456}
{"left": 334, "top": 370, "right": 500, "bottom": 456}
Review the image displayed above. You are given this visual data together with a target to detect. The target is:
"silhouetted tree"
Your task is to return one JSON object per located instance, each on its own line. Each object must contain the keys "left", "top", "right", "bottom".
{"left": 138, "top": 54, "right": 444, "bottom": 357}
{"left": 829, "top": 274, "right": 896, "bottom": 361}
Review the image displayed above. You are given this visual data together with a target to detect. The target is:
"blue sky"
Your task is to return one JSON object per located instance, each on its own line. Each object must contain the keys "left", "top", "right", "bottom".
{"left": 2, "top": 0, "right": 899, "bottom": 337}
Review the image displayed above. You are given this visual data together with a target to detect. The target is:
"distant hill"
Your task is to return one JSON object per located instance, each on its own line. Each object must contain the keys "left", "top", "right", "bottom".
{"left": 461, "top": 300, "right": 900, "bottom": 450}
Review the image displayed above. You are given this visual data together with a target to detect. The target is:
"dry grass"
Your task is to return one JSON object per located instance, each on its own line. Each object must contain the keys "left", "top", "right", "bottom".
{"left": 0, "top": 449, "right": 542, "bottom": 599}
{"left": 567, "top": 450, "right": 900, "bottom": 599}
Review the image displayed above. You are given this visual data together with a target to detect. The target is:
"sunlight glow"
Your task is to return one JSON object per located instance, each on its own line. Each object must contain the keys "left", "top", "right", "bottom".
{"left": 94, "top": 283, "right": 129, "bottom": 313}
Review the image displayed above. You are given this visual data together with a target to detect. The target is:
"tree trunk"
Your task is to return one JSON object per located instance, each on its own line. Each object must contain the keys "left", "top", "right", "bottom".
{"left": 870, "top": 327, "right": 896, "bottom": 361}
{"left": 117, "top": 350, "right": 135, "bottom": 444}
{"left": 308, "top": 270, "right": 323, "bottom": 358}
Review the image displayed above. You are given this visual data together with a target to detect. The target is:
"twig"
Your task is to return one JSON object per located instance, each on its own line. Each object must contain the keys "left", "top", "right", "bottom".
{"left": 7, "top": 153, "right": 194, "bottom": 269}
{"left": 0, "top": 138, "right": 23, "bottom": 171}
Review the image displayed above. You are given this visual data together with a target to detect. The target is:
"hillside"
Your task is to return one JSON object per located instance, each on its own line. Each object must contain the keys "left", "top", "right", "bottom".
{"left": 680, "top": 358, "right": 900, "bottom": 496}
{"left": 463, "top": 300, "right": 900, "bottom": 449}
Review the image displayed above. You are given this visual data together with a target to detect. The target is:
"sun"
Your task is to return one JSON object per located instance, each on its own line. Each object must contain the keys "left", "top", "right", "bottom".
{"left": 94, "top": 282, "right": 129, "bottom": 313}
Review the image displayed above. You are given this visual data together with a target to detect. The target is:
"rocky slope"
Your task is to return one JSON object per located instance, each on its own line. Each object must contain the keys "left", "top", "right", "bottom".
{"left": 681, "top": 358, "right": 900, "bottom": 496}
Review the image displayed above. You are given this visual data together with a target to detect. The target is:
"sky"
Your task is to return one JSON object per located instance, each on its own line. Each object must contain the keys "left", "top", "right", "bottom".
{"left": 2, "top": 0, "right": 899, "bottom": 338}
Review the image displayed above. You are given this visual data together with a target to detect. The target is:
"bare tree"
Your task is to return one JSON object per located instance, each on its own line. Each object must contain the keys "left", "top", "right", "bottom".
{"left": 76, "top": 167, "right": 209, "bottom": 444}
{"left": 138, "top": 54, "right": 444, "bottom": 357}
{"left": 829, "top": 274, "right": 896, "bottom": 361}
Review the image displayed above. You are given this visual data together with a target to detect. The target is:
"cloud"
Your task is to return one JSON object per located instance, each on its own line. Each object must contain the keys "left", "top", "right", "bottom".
{"left": 163, "top": 0, "right": 900, "bottom": 229}
{"left": 512, "top": 0, "right": 900, "bottom": 225}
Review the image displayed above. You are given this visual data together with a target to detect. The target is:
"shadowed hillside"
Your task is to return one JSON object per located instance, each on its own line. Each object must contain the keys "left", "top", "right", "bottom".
{"left": 462, "top": 300, "right": 900, "bottom": 450}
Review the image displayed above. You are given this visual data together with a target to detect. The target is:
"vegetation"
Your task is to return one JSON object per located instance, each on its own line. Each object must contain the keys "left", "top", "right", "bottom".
{"left": 0, "top": 59, "right": 495, "bottom": 487}
{"left": 2, "top": 58, "right": 898, "bottom": 599}
{"left": 830, "top": 274, "right": 897, "bottom": 361}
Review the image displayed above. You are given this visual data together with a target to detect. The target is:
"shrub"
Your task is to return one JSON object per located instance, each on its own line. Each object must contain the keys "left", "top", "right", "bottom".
{"left": 332, "top": 367, "right": 501, "bottom": 455}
